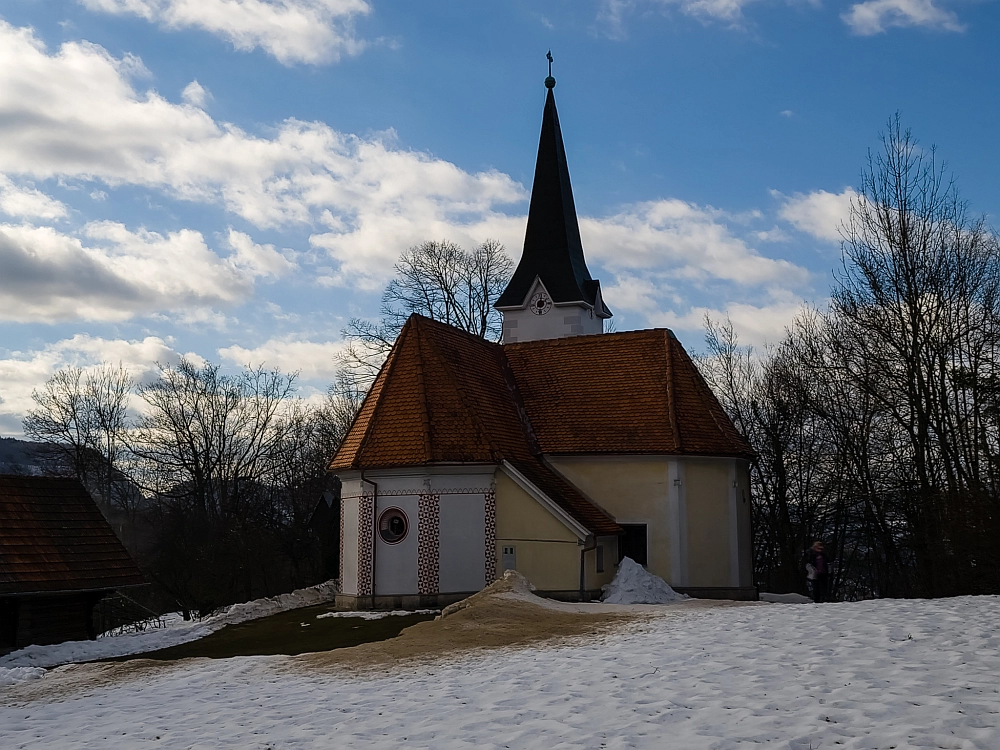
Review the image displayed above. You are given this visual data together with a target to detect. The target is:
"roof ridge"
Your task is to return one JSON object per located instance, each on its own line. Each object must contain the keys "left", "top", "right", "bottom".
{"left": 502, "top": 327, "right": 669, "bottom": 350}
{"left": 412, "top": 319, "right": 433, "bottom": 464}
{"left": 663, "top": 330, "right": 681, "bottom": 452}
{"left": 419, "top": 320, "right": 505, "bottom": 462}
{"left": 496, "top": 348, "right": 542, "bottom": 456}
{"left": 669, "top": 334, "right": 754, "bottom": 457}
{"left": 346, "top": 318, "right": 410, "bottom": 468}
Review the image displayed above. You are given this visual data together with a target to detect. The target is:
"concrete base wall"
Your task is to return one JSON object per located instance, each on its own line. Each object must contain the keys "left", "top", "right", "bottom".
{"left": 674, "top": 586, "right": 758, "bottom": 601}
{"left": 335, "top": 592, "right": 474, "bottom": 611}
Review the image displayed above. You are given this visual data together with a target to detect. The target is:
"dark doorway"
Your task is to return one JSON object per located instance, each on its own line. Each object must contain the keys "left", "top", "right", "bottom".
{"left": 619, "top": 524, "right": 648, "bottom": 565}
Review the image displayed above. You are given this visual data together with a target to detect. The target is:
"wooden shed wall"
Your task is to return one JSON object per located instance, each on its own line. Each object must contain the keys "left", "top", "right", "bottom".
{"left": 0, "top": 592, "right": 104, "bottom": 653}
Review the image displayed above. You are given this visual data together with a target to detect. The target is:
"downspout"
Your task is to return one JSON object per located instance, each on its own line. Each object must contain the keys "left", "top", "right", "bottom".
{"left": 579, "top": 534, "right": 597, "bottom": 602}
{"left": 361, "top": 470, "right": 378, "bottom": 600}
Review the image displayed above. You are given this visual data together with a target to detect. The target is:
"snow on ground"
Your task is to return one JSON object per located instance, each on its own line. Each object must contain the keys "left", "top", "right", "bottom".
{"left": 602, "top": 556, "right": 689, "bottom": 604}
{"left": 4, "top": 596, "right": 999, "bottom": 749}
{"left": 0, "top": 667, "right": 44, "bottom": 688}
{"left": 0, "top": 579, "right": 341, "bottom": 669}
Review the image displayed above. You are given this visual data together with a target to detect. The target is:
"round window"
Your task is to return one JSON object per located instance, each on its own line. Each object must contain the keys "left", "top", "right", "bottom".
{"left": 378, "top": 507, "right": 409, "bottom": 544}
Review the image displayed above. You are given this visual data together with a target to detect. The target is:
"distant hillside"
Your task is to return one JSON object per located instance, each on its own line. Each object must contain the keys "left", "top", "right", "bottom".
{"left": 0, "top": 437, "right": 45, "bottom": 474}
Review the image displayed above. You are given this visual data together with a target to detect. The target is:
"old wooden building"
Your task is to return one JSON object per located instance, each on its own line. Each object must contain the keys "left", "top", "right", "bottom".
{"left": 0, "top": 475, "right": 145, "bottom": 653}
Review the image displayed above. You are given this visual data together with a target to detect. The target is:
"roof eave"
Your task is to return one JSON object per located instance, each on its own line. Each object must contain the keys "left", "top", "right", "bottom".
{"left": 500, "top": 460, "right": 592, "bottom": 540}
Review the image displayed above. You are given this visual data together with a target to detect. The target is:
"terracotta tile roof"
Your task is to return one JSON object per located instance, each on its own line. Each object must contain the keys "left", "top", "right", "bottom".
{"left": 331, "top": 315, "right": 752, "bottom": 535}
{"left": 504, "top": 328, "right": 754, "bottom": 458}
{"left": 0, "top": 475, "right": 145, "bottom": 596}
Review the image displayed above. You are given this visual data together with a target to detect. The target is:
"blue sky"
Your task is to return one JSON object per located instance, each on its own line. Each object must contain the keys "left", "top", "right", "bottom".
{"left": 1, "top": 0, "right": 998, "bottom": 434}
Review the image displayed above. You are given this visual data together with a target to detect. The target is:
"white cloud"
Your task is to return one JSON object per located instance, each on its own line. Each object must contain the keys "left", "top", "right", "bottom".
{"left": 219, "top": 338, "right": 346, "bottom": 379}
{"left": 181, "top": 79, "right": 211, "bottom": 107}
{"left": 0, "top": 221, "right": 281, "bottom": 323}
{"left": 0, "top": 335, "right": 185, "bottom": 435}
{"left": 80, "top": 0, "right": 371, "bottom": 65}
{"left": 842, "top": 0, "right": 964, "bottom": 35}
{"left": 226, "top": 229, "right": 297, "bottom": 278}
{"left": 0, "top": 22, "right": 524, "bottom": 285}
{"left": 596, "top": 0, "right": 766, "bottom": 33}
{"left": 658, "top": 300, "right": 808, "bottom": 347}
{"left": 776, "top": 188, "right": 856, "bottom": 243}
{"left": 0, "top": 177, "right": 68, "bottom": 220}
{"left": 583, "top": 199, "right": 810, "bottom": 287}
{"left": 0, "top": 21, "right": 817, "bottom": 333}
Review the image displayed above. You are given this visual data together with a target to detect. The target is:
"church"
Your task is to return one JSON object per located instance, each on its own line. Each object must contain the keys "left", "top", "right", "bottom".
{"left": 330, "top": 70, "right": 756, "bottom": 609}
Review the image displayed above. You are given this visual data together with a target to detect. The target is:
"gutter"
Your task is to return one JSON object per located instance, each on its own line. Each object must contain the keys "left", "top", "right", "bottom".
{"left": 579, "top": 534, "right": 597, "bottom": 602}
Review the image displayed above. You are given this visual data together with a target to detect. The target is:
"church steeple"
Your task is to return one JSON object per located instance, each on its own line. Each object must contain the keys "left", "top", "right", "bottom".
{"left": 495, "top": 56, "right": 611, "bottom": 343}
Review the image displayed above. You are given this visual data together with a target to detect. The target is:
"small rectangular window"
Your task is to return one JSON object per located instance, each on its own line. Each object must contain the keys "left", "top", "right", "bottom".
{"left": 619, "top": 524, "right": 648, "bottom": 566}
{"left": 596, "top": 545, "right": 605, "bottom": 573}
{"left": 502, "top": 545, "right": 516, "bottom": 571}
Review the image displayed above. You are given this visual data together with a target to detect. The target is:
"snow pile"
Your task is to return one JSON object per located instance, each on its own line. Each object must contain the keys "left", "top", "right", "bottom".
{"left": 440, "top": 569, "right": 537, "bottom": 618}
{"left": 0, "top": 579, "right": 341, "bottom": 669}
{"left": 494, "top": 568, "right": 537, "bottom": 597}
{"left": 0, "top": 666, "right": 45, "bottom": 687}
{"left": 601, "top": 557, "right": 689, "bottom": 604}
{"left": 316, "top": 609, "right": 438, "bottom": 621}
{"left": 210, "top": 578, "right": 340, "bottom": 628}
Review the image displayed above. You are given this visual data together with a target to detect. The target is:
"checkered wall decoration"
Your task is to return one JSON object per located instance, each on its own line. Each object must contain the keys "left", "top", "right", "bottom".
{"left": 484, "top": 489, "right": 497, "bottom": 585}
{"left": 339, "top": 493, "right": 345, "bottom": 590}
{"left": 358, "top": 493, "right": 375, "bottom": 597}
{"left": 417, "top": 493, "right": 440, "bottom": 595}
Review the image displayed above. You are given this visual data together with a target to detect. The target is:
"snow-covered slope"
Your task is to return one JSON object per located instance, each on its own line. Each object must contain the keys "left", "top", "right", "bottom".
{"left": 601, "top": 557, "right": 689, "bottom": 604}
{"left": 5, "top": 595, "right": 999, "bottom": 748}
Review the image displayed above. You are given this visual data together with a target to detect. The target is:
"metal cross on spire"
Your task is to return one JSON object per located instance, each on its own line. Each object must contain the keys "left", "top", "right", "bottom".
{"left": 545, "top": 50, "right": 555, "bottom": 89}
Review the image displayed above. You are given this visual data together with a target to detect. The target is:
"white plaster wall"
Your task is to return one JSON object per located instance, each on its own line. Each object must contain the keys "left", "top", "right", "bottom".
{"left": 374, "top": 494, "right": 419, "bottom": 596}
{"left": 438, "top": 494, "right": 487, "bottom": 593}
{"left": 501, "top": 277, "right": 603, "bottom": 342}
{"left": 502, "top": 304, "right": 602, "bottom": 342}
{"left": 340, "top": 484, "right": 362, "bottom": 596}
{"left": 429, "top": 471, "right": 494, "bottom": 493}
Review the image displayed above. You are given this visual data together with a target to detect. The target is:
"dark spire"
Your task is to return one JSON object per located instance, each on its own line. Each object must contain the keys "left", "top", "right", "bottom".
{"left": 495, "top": 62, "right": 608, "bottom": 314}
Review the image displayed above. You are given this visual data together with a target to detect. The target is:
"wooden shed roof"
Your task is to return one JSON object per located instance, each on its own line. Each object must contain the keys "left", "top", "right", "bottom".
{"left": 0, "top": 475, "right": 145, "bottom": 596}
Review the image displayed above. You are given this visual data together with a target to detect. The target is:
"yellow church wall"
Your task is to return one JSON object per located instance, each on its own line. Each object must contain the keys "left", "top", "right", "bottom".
{"left": 545, "top": 457, "right": 676, "bottom": 584}
{"left": 684, "top": 459, "right": 734, "bottom": 588}
{"left": 494, "top": 470, "right": 580, "bottom": 592}
{"left": 582, "top": 535, "right": 619, "bottom": 592}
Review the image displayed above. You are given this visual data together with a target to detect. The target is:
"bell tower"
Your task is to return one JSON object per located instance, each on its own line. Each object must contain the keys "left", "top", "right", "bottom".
{"left": 494, "top": 54, "right": 612, "bottom": 343}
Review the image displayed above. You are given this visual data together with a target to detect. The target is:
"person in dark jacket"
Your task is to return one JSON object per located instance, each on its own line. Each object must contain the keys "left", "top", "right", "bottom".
{"left": 804, "top": 540, "right": 831, "bottom": 603}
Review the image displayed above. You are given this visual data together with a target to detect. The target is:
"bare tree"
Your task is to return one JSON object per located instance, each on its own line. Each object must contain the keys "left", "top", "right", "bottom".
{"left": 23, "top": 363, "right": 133, "bottom": 515}
{"left": 341, "top": 239, "right": 513, "bottom": 383}
{"left": 702, "top": 117, "right": 1000, "bottom": 600}
{"left": 131, "top": 360, "right": 300, "bottom": 611}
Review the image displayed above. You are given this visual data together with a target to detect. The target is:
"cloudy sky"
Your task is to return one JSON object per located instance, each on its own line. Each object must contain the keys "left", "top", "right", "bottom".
{"left": 0, "top": 0, "right": 997, "bottom": 435}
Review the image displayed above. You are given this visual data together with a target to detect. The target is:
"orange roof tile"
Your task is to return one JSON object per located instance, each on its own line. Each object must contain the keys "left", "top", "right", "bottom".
{"left": 504, "top": 328, "right": 754, "bottom": 458}
{"left": 331, "top": 315, "right": 752, "bottom": 535}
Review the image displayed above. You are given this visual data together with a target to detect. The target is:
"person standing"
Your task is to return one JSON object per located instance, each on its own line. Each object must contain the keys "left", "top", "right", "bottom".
{"left": 804, "top": 540, "right": 831, "bottom": 603}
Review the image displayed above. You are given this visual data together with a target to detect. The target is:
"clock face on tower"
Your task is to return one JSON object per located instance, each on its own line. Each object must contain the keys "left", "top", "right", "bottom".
{"left": 529, "top": 291, "right": 552, "bottom": 315}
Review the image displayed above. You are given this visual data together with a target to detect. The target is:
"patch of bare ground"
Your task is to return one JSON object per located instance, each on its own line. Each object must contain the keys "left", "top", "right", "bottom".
{"left": 295, "top": 571, "right": 758, "bottom": 675}
{"left": 2, "top": 572, "right": 761, "bottom": 703}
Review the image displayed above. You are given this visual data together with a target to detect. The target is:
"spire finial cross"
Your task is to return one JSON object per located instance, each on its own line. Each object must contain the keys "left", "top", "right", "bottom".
{"left": 545, "top": 50, "right": 555, "bottom": 89}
